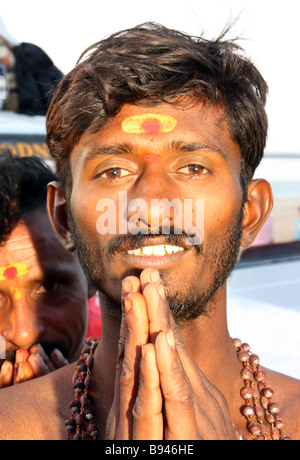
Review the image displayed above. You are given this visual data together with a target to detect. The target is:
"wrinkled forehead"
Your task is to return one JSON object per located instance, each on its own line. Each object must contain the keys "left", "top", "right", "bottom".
{"left": 0, "top": 211, "right": 78, "bottom": 274}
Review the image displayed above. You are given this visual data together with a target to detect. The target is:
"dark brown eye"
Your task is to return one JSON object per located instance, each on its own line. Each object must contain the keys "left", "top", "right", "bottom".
{"left": 100, "top": 168, "right": 130, "bottom": 179}
{"left": 178, "top": 164, "right": 209, "bottom": 176}
{"left": 36, "top": 281, "right": 60, "bottom": 294}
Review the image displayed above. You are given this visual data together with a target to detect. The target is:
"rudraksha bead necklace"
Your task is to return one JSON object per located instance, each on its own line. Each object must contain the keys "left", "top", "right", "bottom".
{"left": 65, "top": 337, "right": 292, "bottom": 440}
{"left": 65, "top": 338, "right": 100, "bottom": 440}
{"left": 232, "top": 338, "right": 291, "bottom": 440}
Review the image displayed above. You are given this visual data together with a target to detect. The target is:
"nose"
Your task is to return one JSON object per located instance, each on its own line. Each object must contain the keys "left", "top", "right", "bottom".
{"left": 126, "top": 171, "right": 181, "bottom": 233}
{"left": 2, "top": 297, "right": 45, "bottom": 349}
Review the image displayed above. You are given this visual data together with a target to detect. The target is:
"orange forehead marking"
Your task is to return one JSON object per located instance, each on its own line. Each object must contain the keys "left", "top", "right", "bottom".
{"left": 122, "top": 114, "right": 177, "bottom": 134}
{"left": 0, "top": 263, "right": 28, "bottom": 281}
{"left": 142, "top": 153, "right": 162, "bottom": 164}
{"left": 11, "top": 287, "right": 22, "bottom": 301}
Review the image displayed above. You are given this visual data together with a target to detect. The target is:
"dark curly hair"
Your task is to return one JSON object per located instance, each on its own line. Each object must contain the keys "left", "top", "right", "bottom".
{"left": 0, "top": 150, "right": 58, "bottom": 245}
{"left": 46, "top": 22, "right": 268, "bottom": 196}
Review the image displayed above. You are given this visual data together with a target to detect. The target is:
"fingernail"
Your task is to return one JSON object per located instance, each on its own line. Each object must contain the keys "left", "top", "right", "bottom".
{"left": 15, "top": 348, "right": 29, "bottom": 363}
{"left": 51, "top": 348, "right": 63, "bottom": 359}
{"left": 166, "top": 330, "right": 175, "bottom": 350}
{"left": 151, "top": 269, "right": 161, "bottom": 283}
{"left": 122, "top": 279, "right": 132, "bottom": 295}
{"left": 31, "top": 353, "right": 44, "bottom": 367}
{"left": 18, "top": 362, "right": 32, "bottom": 379}
{"left": 158, "top": 285, "right": 165, "bottom": 299}
{"left": 1, "top": 361, "right": 11, "bottom": 376}
{"left": 33, "top": 343, "right": 44, "bottom": 355}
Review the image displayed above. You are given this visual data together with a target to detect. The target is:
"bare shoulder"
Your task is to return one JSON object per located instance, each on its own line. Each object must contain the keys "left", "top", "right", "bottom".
{"left": 0, "top": 364, "right": 75, "bottom": 440}
{"left": 265, "top": 367, "right": 300, "bottom": 440}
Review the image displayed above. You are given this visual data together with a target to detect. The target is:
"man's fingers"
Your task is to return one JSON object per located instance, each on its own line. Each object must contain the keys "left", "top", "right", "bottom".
{"left": 27, "top": 352, "right": 52, "bottom": 377}
{"left": 29, "top": 344, "right": 56, "bottom": 372}
{"left": 133, "top": 344, "right": 163, "bottom": 440}
{"left": 140, "top": 267, "right": 162, "bottom": 292}
{"left": 15, "top": 349, "right": 30, "bottom": 365}
{"left": 122, "top": 275, "right": 142, "bottom": 295}
{"left": 143, "top": 282, "right": 171, "bottom": 343}
{"left": 107, "top": 279, "right": 149, "bottom": 440}
{"left": 116, "top": 292, "right": 149, "bottom": 438}
{"left": 50, "top": 349, "right": 69, "bottom": 369}
{"left": 119, "top": 276, "right": 142, "bottom": 349}
{"left": 0, "top": 346, "right": 68, "bottom": 388}
{"left": 15, "top": 361, "right": 35, "bottom": 384}
{"left": 14, "top": 349, "right": 30, "bottom": 384}
{"left": 141, "top": 270, "right": 183, "bottom": 348}
{"left": 106, "top": 276, "right": 140, "bottom": 440}
{"left": 0, "top": 361, "right": 14, "bottom": 388}
{"left": 155, "top": 330, "right": 199, "bottom": 440}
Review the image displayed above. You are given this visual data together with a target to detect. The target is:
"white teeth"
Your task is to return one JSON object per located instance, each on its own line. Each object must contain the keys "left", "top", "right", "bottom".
{"left": 142, "top": 246, "right": 154, "bottom": 256}
{"left": 153, "top": 245, "right": 165, "bottom": 256}
{"left": 127, "top": 245, "right": 185, "bottom": 256}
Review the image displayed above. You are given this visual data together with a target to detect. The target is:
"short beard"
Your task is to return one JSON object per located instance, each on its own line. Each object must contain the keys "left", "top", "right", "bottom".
{"left": 163, "top": 207, "right": 244, "bottom": 323}
{"left": 67, "top": 203, "right": 244, "bottom": 323}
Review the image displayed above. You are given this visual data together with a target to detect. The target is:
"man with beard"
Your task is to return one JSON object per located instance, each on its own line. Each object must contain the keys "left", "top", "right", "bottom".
{"left": 0, "top": 151, "right": 89, "bottom": 388}
{"left": 0, "top": 23, "right": 299, "bottom": 440}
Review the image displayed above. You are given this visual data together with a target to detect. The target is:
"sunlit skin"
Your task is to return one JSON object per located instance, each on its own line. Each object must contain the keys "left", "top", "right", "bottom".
{"left": 0, "top": 209, "right": 88, "bottom": 388}
{"left": 67, "top": 102, "right": 245, "bottom": 309}
{"left": 0, "top": 100, "right": 299, "bottom": 440}
{"left": 52, "top": 100, "right": 299, "bottom": 439}
{"left": 141, "top": 153, "right": 162, "bottom": 165}
{"left": 0, "top": 263, "right": 28, "bottom": 301}
{"left": 122, "top": 113, "right": 177, "bottom": 134}
{"left": 0, "top": 263, "right": 29, "bottom": 281}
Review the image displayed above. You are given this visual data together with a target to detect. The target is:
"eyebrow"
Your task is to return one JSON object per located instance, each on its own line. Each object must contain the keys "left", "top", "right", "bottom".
{"left": 82, "top": 140, "right": 226, "bottom": 166}
{"left": 27, "top": 264, "right": 75, "bottom": 283}
{"left": 170, "top": 140, "right": 225, "bottom": 157}
{"left": 82, "top": 143, "right": 134, "bottom": 165}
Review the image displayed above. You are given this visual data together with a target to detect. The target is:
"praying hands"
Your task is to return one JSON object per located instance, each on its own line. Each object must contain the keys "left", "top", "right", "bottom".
{"left": 106, "top": 268, "right": 237, "bottom": 440}
{"left": 0, "top": 345, "right": 69, "bottom": 388}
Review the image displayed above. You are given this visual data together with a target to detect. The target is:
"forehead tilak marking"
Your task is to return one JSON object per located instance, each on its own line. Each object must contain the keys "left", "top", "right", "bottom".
{"left": 0, "top": 263, "right": 29, "bottom": 301}
{"left": 122, "top": 113, "right": 177, "bottom": 164}
{"left": 122, "top": 113, "right": 177, "bottom": 134}
{"left": 0, "top": 263, "right": 29, "bottom": 281}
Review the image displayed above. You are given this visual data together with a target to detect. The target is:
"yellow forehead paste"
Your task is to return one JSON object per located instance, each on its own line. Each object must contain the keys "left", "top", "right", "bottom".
{"left": 11, "top": 287, "right": 22, "bottom": 301}
{"left": 0, "top": 263, "right": 28, "bottom": 281}
{"left": 122, "top": 114, "right": 177, "bottom": 134}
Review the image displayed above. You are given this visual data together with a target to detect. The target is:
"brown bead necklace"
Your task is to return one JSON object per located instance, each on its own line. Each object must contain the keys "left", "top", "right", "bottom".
{"left": 232, "top": 338, "right": 291, "bottom": 440}
{"left": 65, "top": 338, "right": 100, "bottom": 440}
{"left": 65, "top": 337, "right": 292, "bottom": 440}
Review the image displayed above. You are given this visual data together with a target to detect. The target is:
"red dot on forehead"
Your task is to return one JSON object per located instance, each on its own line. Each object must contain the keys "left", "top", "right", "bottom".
{"left": 4, "top": 266, "right": 18, "bottom": 279}
{"left": 141, "top": 118, "right": 161, "bottom": 134}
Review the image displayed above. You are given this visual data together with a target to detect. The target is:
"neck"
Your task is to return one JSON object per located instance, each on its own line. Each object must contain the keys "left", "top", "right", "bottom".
{"left": 92, "top": 284, "right": 242, "bottom": 437}
{"left": 91, "top": 296, "right": 123, "bottom": 436}
{"left": 178, "top": 290, "right": 242, "bottom": 404}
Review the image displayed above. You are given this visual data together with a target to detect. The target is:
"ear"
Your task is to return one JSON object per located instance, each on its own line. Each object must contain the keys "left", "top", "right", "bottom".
{"left": 240, "top": 179, "right": 273, "bottom": 248}
{"left": 47, "top": 181, "right": 76, "bottom": 252}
